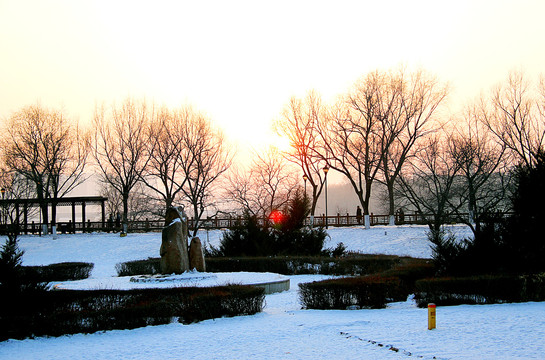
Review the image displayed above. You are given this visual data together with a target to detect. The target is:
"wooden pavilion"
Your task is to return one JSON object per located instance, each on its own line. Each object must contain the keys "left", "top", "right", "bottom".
{"left": 0, "top": 196, "right": 107, "bottom": 234}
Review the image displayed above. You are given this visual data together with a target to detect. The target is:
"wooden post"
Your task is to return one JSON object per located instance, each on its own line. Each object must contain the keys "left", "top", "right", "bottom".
{"left": 71, "top": 202, "right": 76, "bottom": 233}
{"left": 82, "top": 201, "right": 86, "bottom": 233}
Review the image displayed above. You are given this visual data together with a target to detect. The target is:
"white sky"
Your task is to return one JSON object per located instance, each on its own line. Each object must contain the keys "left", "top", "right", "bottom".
{"left": 1, "top": 0, "right": 545, "bottom": 155}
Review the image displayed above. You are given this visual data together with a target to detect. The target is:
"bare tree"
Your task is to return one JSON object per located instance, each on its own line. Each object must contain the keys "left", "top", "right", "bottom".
{"left": 227, "top": 147, "right": 298, "bottom": 218}
{"left": 141, "top": 106, "right": 192, "bottom": 215}
{"left": 482, "top": 71, "right": 545, "bottom": 168}
{"left": 379, "top": 69, "right": 448, "bottom": 225}
{"left": 396, "top": 134, "right": 463, "bottom": 234}
{"left": 318, "top": 71, "right": 385, "bottom": 228}
{"left": 225, "top": 166, "right": 256, "bottom": 215}
{"left": 448, "top": 105, "right": 509, "bottom": 234}
{"left": 99, "top": 179, "right": 122, "bottom": 220}
{"left": 0, "top": 167, "right": 36, "bottom": 230}
{"left": 179, "top": 115, "right": 233, "bottom": 237}
{"left": 91, "top": 99, "right": 154, "bottom": 233}
{"left": 2, "top": 105, "right": 88, "bottom": 234}
{"left": 99, "top": 180, "right": 152, "bottom": 228}
{"left": 45, "top": 118, "right": 89, "bottom": 233}
{"left": 275, "top": 90, "right": 327, "bottom": 223}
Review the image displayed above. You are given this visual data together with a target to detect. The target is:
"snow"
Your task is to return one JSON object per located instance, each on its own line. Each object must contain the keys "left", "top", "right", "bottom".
{"left": 1, "top": 225, "right": 544, "bottom": 359}
{"left": 54, "top": 271, "right": 288, "bottom": 291}
{"left": 169, "top": 217, "right": 181, "bottom": 225}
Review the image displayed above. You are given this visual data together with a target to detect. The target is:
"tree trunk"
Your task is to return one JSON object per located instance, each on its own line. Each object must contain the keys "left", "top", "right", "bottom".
{"left": 122, "top": 192, "right": 129, "bottom": 234}
{"left": 39, "top": 194, "right": 48, "bottom": 235}
{"left": 310, "top": 185, "right": 318, "bottom": 226}
{"left": 363, "top": 185, "right": 372, "bottom": 229}
{"left": 387, "top": 181, "right": 396, "bottom": 226}
{"left": 191, "top": 202, "right": 200, "bottom": 238}
{"left": 51, "top": 201, "right": 57, "bottom": 235}
{"left": 165, "top": 197, "right": 173, "bottom": 213}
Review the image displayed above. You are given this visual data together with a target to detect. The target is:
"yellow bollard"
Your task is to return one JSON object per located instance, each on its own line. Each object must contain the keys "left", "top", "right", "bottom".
{"left": 428, "top": 303, "right": 436, "bottom": 330}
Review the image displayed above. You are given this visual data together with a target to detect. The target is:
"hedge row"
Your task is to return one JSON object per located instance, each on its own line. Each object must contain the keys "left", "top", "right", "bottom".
{"left": 380, "top": 260, "right": 436, "bottom": 300}
{"left": 299, "top": 275, "right": 401, "bottom": 309}
{"left": 22, "top": 262, "right": 94, "bottom": 282}
{"left": 298, "top": 259, "right": 434, "bottom": 309}
{"left": 0, "top": 285, "right": 264, "bottom": 341}
{"left": 414, "top": 273, "right": 545, "bottom": 307}
{"left": 116, "top": 258, "right": 161, "bottom": 276}
{"left": 116, "top": 255, "right": 403, "bottom": 277}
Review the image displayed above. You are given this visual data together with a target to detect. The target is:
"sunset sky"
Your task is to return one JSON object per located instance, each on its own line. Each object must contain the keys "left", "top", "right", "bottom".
{"left": 1, "top": 0, "right": 545, "bottom": 154}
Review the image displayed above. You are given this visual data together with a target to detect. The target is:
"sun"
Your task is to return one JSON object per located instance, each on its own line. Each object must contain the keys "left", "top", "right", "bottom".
{"left": 266, "top": 133, "right": 291, "bottom": 153}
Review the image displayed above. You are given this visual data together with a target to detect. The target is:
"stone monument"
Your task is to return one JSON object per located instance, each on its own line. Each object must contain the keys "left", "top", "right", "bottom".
{"left": 160, "top": 206, "right": 190, "bottom": 274}
{"left": 160, "top": 206, "right": 207, "bottom": 274}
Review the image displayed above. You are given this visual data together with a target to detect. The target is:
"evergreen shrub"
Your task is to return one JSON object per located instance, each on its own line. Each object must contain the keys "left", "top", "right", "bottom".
{"left": 212, "top": 190, "right": 328, "bottom": 257}
{"left": 429, "top": 150, "right": 545, "bottom": 276}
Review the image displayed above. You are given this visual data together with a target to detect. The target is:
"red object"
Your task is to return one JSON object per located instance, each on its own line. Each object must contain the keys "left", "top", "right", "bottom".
{"left": 269, "top": 210, "right": 284, "bottom": 225}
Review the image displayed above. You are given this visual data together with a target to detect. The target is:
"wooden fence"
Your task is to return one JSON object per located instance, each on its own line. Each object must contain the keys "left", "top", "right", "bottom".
{"left": 1, "top": 212, "right": 506, "bottom": 235}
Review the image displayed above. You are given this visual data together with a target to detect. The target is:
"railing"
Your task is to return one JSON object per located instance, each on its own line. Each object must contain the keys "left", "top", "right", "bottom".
{"left": 0, "top": 212, "right": 513, "bottom": 235}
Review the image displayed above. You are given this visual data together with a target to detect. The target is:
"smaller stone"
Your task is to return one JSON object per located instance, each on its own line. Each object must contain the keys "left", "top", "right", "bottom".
{"left": 189, "top": 237, "right": 206, "bottom": 272}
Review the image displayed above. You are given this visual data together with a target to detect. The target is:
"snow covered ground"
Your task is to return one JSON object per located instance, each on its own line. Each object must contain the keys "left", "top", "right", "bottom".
{"left": 2, "top": 224, "right": 544, "bottom": 359}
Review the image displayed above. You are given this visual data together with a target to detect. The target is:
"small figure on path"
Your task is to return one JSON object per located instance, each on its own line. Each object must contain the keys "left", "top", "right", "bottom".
{"left": 356, "top": 206, "right": 362, "bottom": 224}
{"left": 107, "top": 213, "right": 114, "bottom": 232}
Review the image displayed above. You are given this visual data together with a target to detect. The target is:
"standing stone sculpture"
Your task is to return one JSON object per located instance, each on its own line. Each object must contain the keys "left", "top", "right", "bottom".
{"left": 189, "top": 237, "right": 206, "bottom": 272}
{"left": 160, "top": 206, "right": 190, "bottom": 274}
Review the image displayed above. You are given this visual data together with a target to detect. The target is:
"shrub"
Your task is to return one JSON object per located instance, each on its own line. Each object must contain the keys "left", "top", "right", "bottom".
{"left": 116, "top": 258, "right": 161, "bottom": 277}
{"left": 176, "top": 285, "right": 265, "bottom": 324}
{"left": 414, "top": 273, "right": 545, "bottom": 307}
{"left": 213, "top": 191, "right": 327, "bottom": 257}
{"left": 116, "top": 255, "right": 404, "bottom": 277}
{"left": 0, "top": 285, "right": 265, "bottom": 340}
{"left": 0, "top": 235, "right": 26, "bottom": 294}
{"left": 274, "top": 190, "right": 327, "bottom": 256}
{"left": 429, "top": 214, "right": 511, "bottom": 276}
{"left": 324, "top": 242, "right": 347, "bottom": 258}
{"left": 500, "top": 153, "right": 545, "bottom": 273}
{"left": 276, "top": 226, "right": 327, "bottom": 256}
{"left": 428, "top": 228, "right": 466, "bottom": 275}
{"left": 0, "top": 235, "right": 51, "bottom": 340}
{"left": 23, "top": 262, "right": 94, "bottom": 282}
{"left": 429, "top": 151, "right": 545, "bottom": 276}
{"left": 212, "top": 214, "right": 276, "bottom": 257}
{"left": 298, "top": 275, "right": 401, "bottom": 310}
{"left": 379, "top": 259, "right": 435, "bottom": 301}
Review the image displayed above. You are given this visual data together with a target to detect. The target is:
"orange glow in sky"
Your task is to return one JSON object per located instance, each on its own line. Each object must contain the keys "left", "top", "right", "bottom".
{"left": 1, "top": 0, "right": 545, "bottom": 155}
